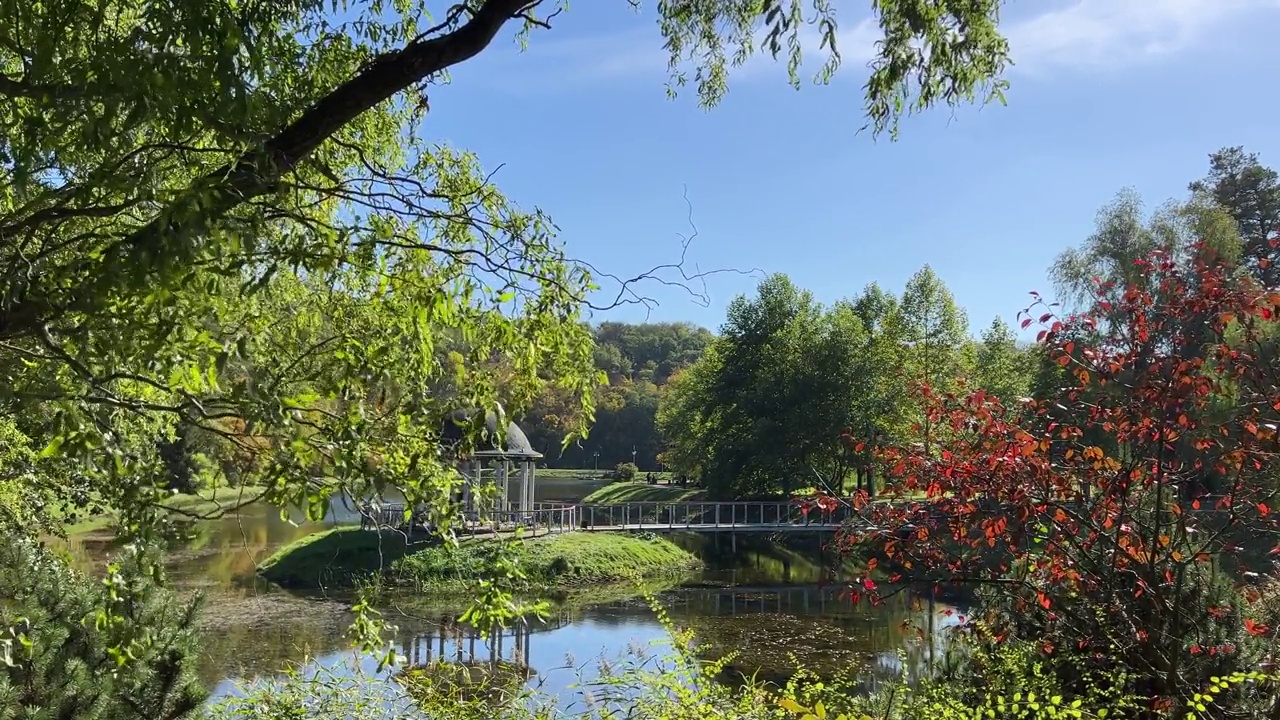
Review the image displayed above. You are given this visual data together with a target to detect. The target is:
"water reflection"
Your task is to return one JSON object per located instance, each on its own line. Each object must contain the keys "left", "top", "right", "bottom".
{"left": 62, "top": 490, "right": 961, "bottom": 704}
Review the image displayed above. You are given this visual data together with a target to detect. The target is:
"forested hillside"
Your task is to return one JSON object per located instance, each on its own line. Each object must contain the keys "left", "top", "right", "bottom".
{"left": 520, "top": 322, "right": 713, "bottom": 469}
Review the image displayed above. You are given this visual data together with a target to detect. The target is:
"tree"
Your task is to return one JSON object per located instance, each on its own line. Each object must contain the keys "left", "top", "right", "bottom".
{"left": 845, "top": 284, "right": 912, "bottom": 494}
{"left": 844, "top": 246, "right": 1280, "bottom": 715}
{"left": 1052, "top": 189, "right": 1243, "bottom": 319}
{"left": 657, "top": 275, "right": 870, "bottom": 498}
{"left": 655, "top": 348, "right": 723, "bottom": 482}
{"left": 1190, "top": 146, "right": 1280, "bottom": 288}
{"left": 521, "top": 322, "right": 714, "bottom": 468}
{"left": 972, "top": 317, "right": 1032, "bottom": 407}
{"left": 900, "top": 265, "right": 968, "bottom": 453}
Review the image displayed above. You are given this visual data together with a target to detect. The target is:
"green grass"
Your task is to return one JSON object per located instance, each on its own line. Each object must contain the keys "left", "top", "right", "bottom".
{"left": 581, "top": 482, "right": 704, "bottom": 504}
{"left": 257, "top": 527, "right": 432, "bottom": 588}
{"left": 259, "top": 528, "right": 700, "bottom": 593}
{"left": 536, "top": 467, "right": 674, "bottom": 481}
{"left": 395, "top": 531, "right": 699, "bottom": 592}
{"left": 58, "top": 485, "right": 269, "bottom": 536}
{"left": 158, "top": 484, "right": 268, "bottom": 516}
{"left": 535, "top": 468, "right": 608, "bottom": 480}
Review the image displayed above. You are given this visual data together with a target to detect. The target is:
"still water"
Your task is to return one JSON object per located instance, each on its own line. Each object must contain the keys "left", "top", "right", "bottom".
{"left": 63, "top": 482, "right": 961, "bottom": 703}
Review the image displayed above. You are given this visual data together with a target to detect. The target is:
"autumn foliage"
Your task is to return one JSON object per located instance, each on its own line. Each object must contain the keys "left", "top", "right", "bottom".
{"left": 840, "top": 246, "right": 1280, "bottom": 714}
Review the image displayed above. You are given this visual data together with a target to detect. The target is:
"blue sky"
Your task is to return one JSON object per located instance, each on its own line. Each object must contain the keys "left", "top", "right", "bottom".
{"left": 422, "top": 0, "right": 1280, "bottom": 338}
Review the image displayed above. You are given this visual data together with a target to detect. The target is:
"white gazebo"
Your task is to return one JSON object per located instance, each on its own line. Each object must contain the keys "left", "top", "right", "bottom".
{"left": 443, "top": 409, "right": 543, "bottom": 518}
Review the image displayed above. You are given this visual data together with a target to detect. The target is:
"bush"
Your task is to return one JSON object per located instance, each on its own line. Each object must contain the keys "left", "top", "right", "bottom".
{"left": 613, "top": 462, "right": 638, "bottom": 482}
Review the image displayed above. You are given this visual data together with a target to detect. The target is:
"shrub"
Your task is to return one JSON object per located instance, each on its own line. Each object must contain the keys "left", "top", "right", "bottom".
{"left": 842, "top": 247, "right": 1280, "bottom": 713}
{"left": 613, "top": 462, "right": 638, "bottom": 482}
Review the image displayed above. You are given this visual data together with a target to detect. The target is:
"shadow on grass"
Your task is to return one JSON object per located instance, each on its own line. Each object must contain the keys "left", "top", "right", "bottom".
{"left": 258, "top": 527, "right": 439, "bottom": 589}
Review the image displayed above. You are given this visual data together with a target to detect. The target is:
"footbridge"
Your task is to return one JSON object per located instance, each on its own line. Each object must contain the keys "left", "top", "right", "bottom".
{"left": 369, "top": 500, "right": 854, "bottom": 535}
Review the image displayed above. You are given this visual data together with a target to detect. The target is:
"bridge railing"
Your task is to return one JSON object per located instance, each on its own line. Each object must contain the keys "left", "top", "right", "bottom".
{"left": 369, "top": 502, "right": 578, "bottom": 535}
{"left": 577, "top": 501, "right": 854, "bottom": 530}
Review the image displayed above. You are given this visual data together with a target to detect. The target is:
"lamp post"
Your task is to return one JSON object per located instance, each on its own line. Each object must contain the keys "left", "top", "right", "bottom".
{"left": 593, "top": 451, "right": 599, "bottom": 472}
{"left": 631, "top": 446, "right": 637, "bottom": 467}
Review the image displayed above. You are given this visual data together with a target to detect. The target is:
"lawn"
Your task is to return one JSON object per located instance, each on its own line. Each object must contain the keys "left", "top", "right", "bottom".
{"left": 581, "top": 482, "right": 705, "bottom": 504}
{"left": 259, "top": 527, "right": 700, "bottom": 593}
{"left": 60, "top": 484, "right": 268, "bottom": 535}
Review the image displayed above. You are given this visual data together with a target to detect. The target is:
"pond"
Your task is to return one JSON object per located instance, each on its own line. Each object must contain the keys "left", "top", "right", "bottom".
{"left": 62, "top": 483, "right": 962, "bottom": 706}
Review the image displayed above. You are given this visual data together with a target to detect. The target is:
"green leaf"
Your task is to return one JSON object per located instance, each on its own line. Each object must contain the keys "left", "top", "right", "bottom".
{"left": 38, "top": 436, "right": 64, "bottom": 459}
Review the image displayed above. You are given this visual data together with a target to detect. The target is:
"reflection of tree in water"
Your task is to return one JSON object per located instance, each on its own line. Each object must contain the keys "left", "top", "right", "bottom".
{"left": 65, "top": 512, "right": 961, "bottom": 698}
{"left": 671, "top": 532, "right": 865, "bottom": 589}
{"left": 612, "top": 586, "right": 961, "bottom": 690}
{"left": 195, "top": 594, "right": 356, "bottom": 688}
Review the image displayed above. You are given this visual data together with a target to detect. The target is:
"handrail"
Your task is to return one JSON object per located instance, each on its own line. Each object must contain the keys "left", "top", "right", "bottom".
{"left": 361, "top": 499, "right": 855, "bottom": 534}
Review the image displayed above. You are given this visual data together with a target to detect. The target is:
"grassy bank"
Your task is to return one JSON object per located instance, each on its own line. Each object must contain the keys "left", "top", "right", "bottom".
{"left": 258, "top": 528, "right": 700, "bottom": 594}
{"left": 537, "top": 468, "right": 673, "bottom": 482}
{"left": 257, "top": 526, "right": 427, "bottom": 588}
{"left": 581, "top": 482, "right": 704, "bottom": 503}
{"left": 60, "top": 485, "right": 268, "bottom": 535}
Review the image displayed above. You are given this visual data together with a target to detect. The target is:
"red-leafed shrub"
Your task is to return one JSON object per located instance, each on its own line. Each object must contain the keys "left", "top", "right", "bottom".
{"left": 840, "top": 246, "right": 1280, "bottom": 715}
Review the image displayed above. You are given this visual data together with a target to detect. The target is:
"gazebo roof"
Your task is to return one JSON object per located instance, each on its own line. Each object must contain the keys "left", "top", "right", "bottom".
{"left": 442, "top": 408, "right": 542, "bottom": 460}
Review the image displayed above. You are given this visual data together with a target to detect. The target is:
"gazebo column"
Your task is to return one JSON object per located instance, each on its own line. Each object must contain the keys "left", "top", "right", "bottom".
{"left": 519, "top": 460, "right": 531, "bottom": 514}
{"left": 465, "top": 458, "right": 476, "bottom": 509}
{"left": 499, "top": 460, "right": 510, "bottom": 513}
{"left": 469, "top": 458, "right": 481, "bottom": 513}
{"left": 528, "top": 460, "right": 537, "bottom": 512}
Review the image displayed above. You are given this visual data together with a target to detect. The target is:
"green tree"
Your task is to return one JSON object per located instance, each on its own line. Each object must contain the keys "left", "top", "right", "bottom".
{"left": 655, "top": 349, "right": 723, "bottom": 482}
{"left": 847, "top": 284, "right": 911, "bottom": 494}
{"left": 900, "top": 265, "right": 968, "bottom": 453}
{"left": 521, "top": 322, "right": 714, "bottom": 469}
{"left": 659, "top": 275, "right": 869, "bottom": 498}
{"left": 1190, "top": 146, "right": 1280, "bottom": 287}
{"left": 0, "top": 0, "right": 1022, "bottom": 705}
{"left": 972, "top": 316, "right": 1031, "bottom": 408}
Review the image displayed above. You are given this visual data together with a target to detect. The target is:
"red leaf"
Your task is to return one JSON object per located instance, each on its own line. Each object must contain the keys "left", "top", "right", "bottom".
{"left": 1259, "top": 502, "right": 1271, "bottom": 517}
{"left": 1037, "top": 592, "right": 1051, "bottom": 610}
{"left": 1021, "top": 318, "right": 1033, "bottom": 329}
{"left": 1245, "top": 619, "right": 1271, "bottom": 637}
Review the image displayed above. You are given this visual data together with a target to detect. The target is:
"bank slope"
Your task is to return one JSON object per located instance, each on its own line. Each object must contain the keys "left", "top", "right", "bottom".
{"left": 259, "top": 528, "right": 700, "bottom": 593}
{"left": 581, "top": 482, "right": 704, "bottom": 503}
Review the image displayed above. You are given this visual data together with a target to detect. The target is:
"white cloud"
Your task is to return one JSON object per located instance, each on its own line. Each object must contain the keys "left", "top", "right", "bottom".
{"left": 1003, "top": 0, "right": 1280, "bottom": 73}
